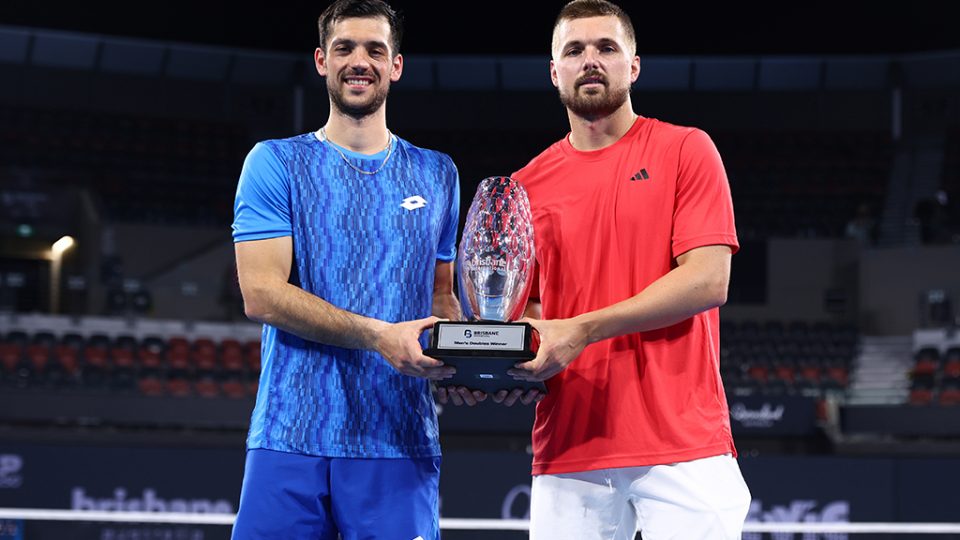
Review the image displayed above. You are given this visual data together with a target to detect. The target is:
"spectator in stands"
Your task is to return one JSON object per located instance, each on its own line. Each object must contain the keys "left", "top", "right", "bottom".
{"left": 845, "top": 202, "right": 878, "bottom": 246}
{"left": 914, "top": 191, "right": 951, "bottom": 244}
{"left": 499, "top": 1, "right": 751, "bottom": 538}
{"left": 934, "top": 189, "right": 960, "bottom": 243}
{"left": 229, "top": 1, "right": 460, "bottom": 538}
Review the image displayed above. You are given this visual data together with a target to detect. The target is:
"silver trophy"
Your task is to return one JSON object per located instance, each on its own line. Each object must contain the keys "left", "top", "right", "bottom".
{"left": 459, "top": 176, "right": 536, "bottom": 321}
{"left": 425, "top": 177, "right": 544, "bottom": 393}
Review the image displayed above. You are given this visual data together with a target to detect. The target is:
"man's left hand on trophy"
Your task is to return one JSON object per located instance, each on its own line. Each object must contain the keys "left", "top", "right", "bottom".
{"left": 435, "top": 385, "right": 488, "bottom": 406}
{"left": 435, "top": 385, "right": 545, "bottom": 406}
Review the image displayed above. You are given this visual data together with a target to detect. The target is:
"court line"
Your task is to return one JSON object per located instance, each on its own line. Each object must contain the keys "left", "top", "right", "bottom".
{"left": 1, "top": 508, "right": 960, "bottom": 533}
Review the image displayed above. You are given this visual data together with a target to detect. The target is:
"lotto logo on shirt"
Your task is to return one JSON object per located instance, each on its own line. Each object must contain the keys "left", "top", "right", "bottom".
{"left": 400, "top": 195, "right": 427, "bottom": 211}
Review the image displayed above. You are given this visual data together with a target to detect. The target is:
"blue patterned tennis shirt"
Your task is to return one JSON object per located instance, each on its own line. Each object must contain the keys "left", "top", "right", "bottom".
{"left": 232, "top": 131, "right": 459, "bottom": 458}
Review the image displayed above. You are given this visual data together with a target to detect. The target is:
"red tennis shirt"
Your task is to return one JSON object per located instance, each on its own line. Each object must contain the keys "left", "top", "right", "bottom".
{"left": 512, "top": 116, "right": 739, "bottom": 475}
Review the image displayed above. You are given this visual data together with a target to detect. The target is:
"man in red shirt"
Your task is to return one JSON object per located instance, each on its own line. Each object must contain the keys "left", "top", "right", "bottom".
{"left": 503, "top": 1, "right": 752, "bottom": 537}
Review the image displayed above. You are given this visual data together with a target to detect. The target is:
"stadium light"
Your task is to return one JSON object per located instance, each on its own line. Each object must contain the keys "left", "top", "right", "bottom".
{"left": 50, "top": 235, "right": 76, "bottom": 313}
{"left": 52, "top": 235, "right": 75, "bottom": 256}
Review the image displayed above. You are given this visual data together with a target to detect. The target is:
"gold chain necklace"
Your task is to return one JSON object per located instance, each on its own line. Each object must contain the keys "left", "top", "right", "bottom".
{"left": 318, "top": 127, "right": 396, "bottom": 176}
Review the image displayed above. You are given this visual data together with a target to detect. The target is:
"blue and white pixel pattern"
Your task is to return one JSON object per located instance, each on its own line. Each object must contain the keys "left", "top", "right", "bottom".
{"left": 233, "top": 133, "right": 459, "bottom": 458}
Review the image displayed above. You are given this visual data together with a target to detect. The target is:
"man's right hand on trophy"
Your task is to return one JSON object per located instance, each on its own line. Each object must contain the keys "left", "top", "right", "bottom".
{"left": 374, "top": 316, "right": 456, "bottom": 380}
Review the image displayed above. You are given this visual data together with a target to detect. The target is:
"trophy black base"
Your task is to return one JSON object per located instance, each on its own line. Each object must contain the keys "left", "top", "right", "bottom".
{"left": 424, "top": 320, "right": 546, "bottom": 395}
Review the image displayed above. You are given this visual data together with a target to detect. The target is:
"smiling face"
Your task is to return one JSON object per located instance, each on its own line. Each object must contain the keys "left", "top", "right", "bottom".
{"left": 550, "top": 15, "right": 639, "bottom": 120}
{"left": 315, "top": 16, "right": 403, "bottom": 119}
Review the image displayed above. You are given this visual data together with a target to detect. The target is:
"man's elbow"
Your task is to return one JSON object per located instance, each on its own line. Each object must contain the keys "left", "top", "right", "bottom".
{"left": 241, "top": 285, "right": 275, "bottom": 324}
{"left": 243, "top": 299, "right": 267, "bottom": 324}
{"left": 707, "top": 277, "right": 730, "bottom": 308}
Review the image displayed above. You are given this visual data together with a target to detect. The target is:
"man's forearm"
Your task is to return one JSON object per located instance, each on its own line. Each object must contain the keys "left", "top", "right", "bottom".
{"left": 245, "top": 279, "right": 388, "bottom": 351}
{"left": 575, "top": 259, "right": 728, "bottom": 345}
{"left": 432, "top": 292, "right": 461, "bottom": 321}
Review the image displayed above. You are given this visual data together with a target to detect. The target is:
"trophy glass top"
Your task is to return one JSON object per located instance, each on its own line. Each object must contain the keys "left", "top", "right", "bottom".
{"left": 458, "top": 176, "right": 535, "bottom": 322}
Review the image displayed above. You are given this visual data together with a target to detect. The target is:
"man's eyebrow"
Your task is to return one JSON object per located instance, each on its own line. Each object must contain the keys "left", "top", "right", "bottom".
{"left": 362, "top": 39, "right": 389, "bottom": 49}
{"left": 561, "top": 38, "right": 620, "bottom": 50}
{"left": 330, "top": 38, "right": 389, "bottom": 50}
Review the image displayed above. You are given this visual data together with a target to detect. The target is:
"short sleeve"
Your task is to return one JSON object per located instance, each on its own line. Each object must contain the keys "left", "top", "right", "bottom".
{"left": 436, "top": 157, "right": 460, "bottom": 262}
{"left": 671, "top": 129, "right": 739, "bottom": 258}
{"left": 232, "top": 143, "right": 293, "bottom": 243}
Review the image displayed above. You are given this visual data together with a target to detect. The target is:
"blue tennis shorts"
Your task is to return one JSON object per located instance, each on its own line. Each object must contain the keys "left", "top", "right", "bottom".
{"left": 231, "top": 448, "right": 441, "bottom": 540}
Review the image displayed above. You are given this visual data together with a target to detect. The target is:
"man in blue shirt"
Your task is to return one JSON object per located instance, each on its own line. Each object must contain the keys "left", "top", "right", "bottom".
{"left": 230, "top": 1, "right": 460, "bottom": 538}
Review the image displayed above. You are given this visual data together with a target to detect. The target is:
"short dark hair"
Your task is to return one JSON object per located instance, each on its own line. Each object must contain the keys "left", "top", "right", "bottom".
{"left": 318, "top": 0, "right": 403, "bottom": 56}
{"left": 552, "top": 0, "right": 636, "bottom": 55}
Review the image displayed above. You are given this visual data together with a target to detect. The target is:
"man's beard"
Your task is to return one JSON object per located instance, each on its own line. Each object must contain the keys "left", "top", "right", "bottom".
{"left": 328, "top": 76, "right": 390, "bottom": 120}
{"left": 558, "top": 81, "right": 629, "bottom": 120}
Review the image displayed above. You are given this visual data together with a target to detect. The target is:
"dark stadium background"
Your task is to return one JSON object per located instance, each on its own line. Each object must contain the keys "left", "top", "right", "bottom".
{"left": 0, "top": 1, "right": 959, "bottom": 539}
{"left": 2, "top": 1, "right": 958, "bottom": 56}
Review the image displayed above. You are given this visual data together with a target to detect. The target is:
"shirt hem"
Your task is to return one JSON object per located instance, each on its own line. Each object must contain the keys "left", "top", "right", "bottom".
{"left": 248, "top": 440, "right": 441, "bottom": 459}
{"left": 233, "top": 231, "right": 293, "bottom": 243}
{"left": 673, "top": 233, "right": 740, "bottom": 258}
{"left": 531, "top": 442, "right": 737, "bottom": 476}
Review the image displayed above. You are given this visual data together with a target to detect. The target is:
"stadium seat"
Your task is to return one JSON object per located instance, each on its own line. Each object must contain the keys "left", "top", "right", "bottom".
{"left": 221, "top": 339, "right": 245, "bottom": 373}
{"left": 138, "top": 336, "right": 166, "bottom": 372}
{"left": 82, "top": 334, "right": 113, "bottom": 388}
{"left": 26, "top": 332, "right": 53, "bottom": 373}
{"left": 137, "top": 375, "right": 164, "bottom": 397}
{"left": 192, "top": 338, "right": 219, "bottom": 373}
{"left": 823, "top": 365, "right": 849, "bottom": 388}
{"left": 0, "top": 332, "right": 24, "bottom": 376}
{"left": 193, "top": 378, "right": 220, "bottom": 398}
{"left": 166, "top": 337, "right": 191, "bottom": 376}
{"left": 773, "top": 356, "right": 797, "bottom": 384}
{"left": 939, "top": 382, "right": 960, "bottom": 406}
{"left": 51, "top": 334, "right": 83, "bottom": 388}
{"left": 913, "top": 347, "right": 941, "bottom": 376}
{"left": 220, "top": 380, "right": 248, "bottom": 399}
{"left": 110, "top": 335, "right": 138, "bottom": 391}
{"left": 112, "top": 335, "right": 138, "bottom": 367}
{"left": 909, "top": 387, "right": 935, "bottom": 406}
{"left": 244, "top": 341, "right": 261, "bottom": 374}
{"left": 165, "top": 377, "right": 192, "bottom": 397}
{"left": 746, "top": 362, "right": 769, "bottom": 384}
{"left": 944, "top": 348, "right": 960, "bottom": 381}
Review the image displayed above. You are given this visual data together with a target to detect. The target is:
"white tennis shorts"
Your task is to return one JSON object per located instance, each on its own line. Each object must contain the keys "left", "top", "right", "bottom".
{"left": 530, "top": 454, "right": 751, "bottom": 540}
